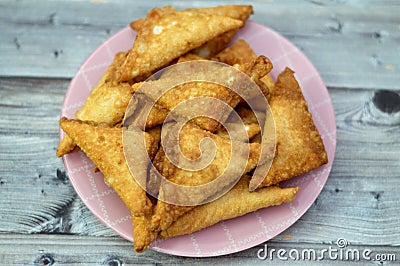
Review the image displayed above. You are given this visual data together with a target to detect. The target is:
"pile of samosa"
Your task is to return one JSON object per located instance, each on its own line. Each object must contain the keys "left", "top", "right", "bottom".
{"left": 57, "top": 5, "right": 328, "bottom": 252}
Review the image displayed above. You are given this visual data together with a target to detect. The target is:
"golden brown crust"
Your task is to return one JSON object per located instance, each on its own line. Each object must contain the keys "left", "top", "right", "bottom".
{"left": 235, "top": 55, "right": 273, "bottom": 100}
{"left": 191, "top": 30, "right": 236, "bottom": 59}
{"left": 56, "top": 53, "right": 133, "bottom": 157}
{"left": 75, "top": 82, "right": 134, "bottom": 125}
{"left": 129, "top": 6, "right": 176, "bottom": 31}
{"left": 213, "top": 39, "right": 257, "bottom": 65}
{"left": 116, "top": 8, "right": 243, "bottom": 82}
{"left": 150, "top": 123, "right": 262, "bottom": 231}
{"left": 215, "top": 105, "right": 262, "bottom": 141}
{"left": 160, "top": 176, "right": 299, "bottom": 238}
{"left": 59, "top": 117, "right": 154, "bottom": 216}
{"left": 147, "top": 126, "right": 162, "bottom": 146}
{"left": 131, "top": 5, "right": 253, "bottom": 31}
{"left": 260, "top": 74, "right": 275, "bottom": 95}
{"left": 216, "top": 122, "right": 261, "bottom": 141}
{"left": 148, "top": 148, "right": 194, "bottom": 232}
{"left": 166, "top": 123, "right": 261, "bottom": 185}
{"left": 137, "top": 57, "right": 271, "bottom": 133}
{"left": 189, "top": 5, "right": 253, "bottom": 58}
{"left": 132, "top": 213, "right": 158, "bottom": 253}
{"left": 56, "top": 135, "right": 76, "bottom": 157}
{"left": 57, "top": 81, "right": 171, "bottom": 157}
{"left": 145, "top": 105, "right": 170, "bottom": 129}
{"left": 251, "top": 133, "right": 262, "bottom": 144}
{"left": 153, "top": 81, "right": 241, "bottom": 132}
{"left": 235, "top": 105, "right": 259, "bottom": 124}
{"left": 236, "top": 55, "right": 273, "bottom": 78}
{"left": 188, "top": 5, "right": 253, "bottom": 22}
{"left": 130, "top": 6, "right": 253, "bottom": 59}
{"left": 151, "top": 201, "right": 193, "bottom": 233}
{"left": 254, "top": 68, "right": 328, "bottom": 188}
{"left": 56, "top": 81, "right": 135, "bottom": 157}
{"left": 104, "top": 51, "right": 130, "bottom": 84}
{"left": 130, "top": 18, "right": 145, "bottom": 31}
{"left": 177, "top": 53, "right": 206, "bottom": 63}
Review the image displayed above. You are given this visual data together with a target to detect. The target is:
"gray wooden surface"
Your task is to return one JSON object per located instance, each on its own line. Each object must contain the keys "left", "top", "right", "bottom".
{"left": 0, "top": 0, "right": 399, "bottom": 265}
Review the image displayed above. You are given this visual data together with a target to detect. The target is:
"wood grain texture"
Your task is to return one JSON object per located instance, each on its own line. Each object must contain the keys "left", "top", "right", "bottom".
{"left": 0, "top": 234, "right": 398, "bottom": 265}
{"left": 0, "top": 0, "right": 400, "bottom": 264}
{"left": 0, "top": 0, "right": 399, "bottom": 89}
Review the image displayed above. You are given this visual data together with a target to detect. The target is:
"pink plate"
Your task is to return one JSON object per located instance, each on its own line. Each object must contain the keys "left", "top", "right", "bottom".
{"left": 60, "top": 21, "right": 336, "bottom": 257}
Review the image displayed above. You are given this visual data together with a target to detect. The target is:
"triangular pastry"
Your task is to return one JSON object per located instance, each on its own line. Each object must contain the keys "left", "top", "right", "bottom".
{"left": 116, "top": 7, "right": 243, "bottom": 82}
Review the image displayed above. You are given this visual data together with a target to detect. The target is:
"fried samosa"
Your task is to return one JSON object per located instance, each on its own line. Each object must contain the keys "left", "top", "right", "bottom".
{"left": 130, "top": 5, "right": 253, "bottom": 59}
{"left": 250, "top": 68, "right": 328, "bottom": 189}
{"left": 150, "top": 122, "right": 264, "bottom": 232}
{"left": 213, "top": 39, "right": 257, "bottom": 65}
{"left": 160, "top": 176, "right": 299, "bottom": 238}
{"left": 215, "top": 105, "right": 263, "bottom": 141}
{"left": 57, "top": 80, "right": 172, "bottom": 157}
{"left": 116, "top": 7, "right": 243, "bottom": 82}
{"left": 132, "top": 213, "right": 158, "bottom": 253}
{"left": 56, "top": 52, "right": 133, "bottom": 157}
{"left": 59, "top": 118, "right": 156, "bottom": 216}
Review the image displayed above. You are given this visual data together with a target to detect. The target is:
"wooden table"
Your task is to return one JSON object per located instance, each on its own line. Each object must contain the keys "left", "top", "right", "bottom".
{"left": 1, "top": 0, "right": 399, "bottom": 265}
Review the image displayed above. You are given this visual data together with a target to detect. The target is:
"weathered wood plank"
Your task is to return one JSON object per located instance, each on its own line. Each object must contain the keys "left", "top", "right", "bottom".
{"left": 0, "top": 234, "right": 398, "bottom": 265}
{"left": 0, "top": 0, "right": 399, "bottom": 89}
{"left": 1, "top": 0, "right": 399, "bottom": 264}
{"left": 0, "top": 78, "right": 399, "bottom": 249}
